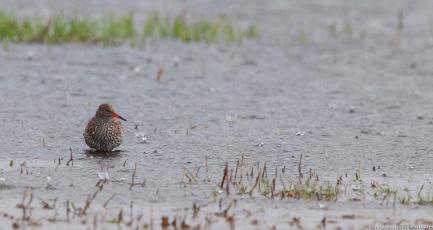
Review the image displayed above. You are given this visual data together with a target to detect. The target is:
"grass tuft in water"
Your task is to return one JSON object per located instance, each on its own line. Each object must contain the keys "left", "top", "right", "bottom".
{"left": 297, "top": 23, "right": 308, "bottom": 44}
{"left": 210, "top": 154, "right": 341, "bottom": 202}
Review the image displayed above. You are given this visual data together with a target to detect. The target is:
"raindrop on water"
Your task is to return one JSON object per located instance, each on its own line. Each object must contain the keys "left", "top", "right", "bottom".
{"left": 135, "top": 132, "right": 149, "bottom": 143}
{"left": 328, "top": 104, "right": 337, "bottom": 110}
{"left": 255, "top": 142, "right": 264, "bottom": 147}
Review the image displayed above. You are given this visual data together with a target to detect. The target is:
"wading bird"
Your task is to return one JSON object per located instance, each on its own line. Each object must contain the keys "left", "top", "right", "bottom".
{"left": 84, "top": 103, "right": 126, "bottom": 151}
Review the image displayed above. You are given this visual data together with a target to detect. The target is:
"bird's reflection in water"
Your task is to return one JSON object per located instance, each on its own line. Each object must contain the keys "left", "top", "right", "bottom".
{"left": 84, "top": 149, "right": 123, "bottom": 158}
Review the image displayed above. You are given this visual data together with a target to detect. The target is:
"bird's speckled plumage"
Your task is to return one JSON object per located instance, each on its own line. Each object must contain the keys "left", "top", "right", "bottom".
{"left": 84, "top": 103, "right": 125, "bottom": 151}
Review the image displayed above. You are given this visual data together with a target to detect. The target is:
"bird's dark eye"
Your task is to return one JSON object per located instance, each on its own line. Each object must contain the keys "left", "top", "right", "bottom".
{"left": 105, "top": 109, "right": 110, "bottom": 112}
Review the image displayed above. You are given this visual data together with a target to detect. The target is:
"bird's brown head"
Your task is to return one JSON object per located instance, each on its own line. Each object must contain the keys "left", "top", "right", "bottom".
{"left": 96, "top": 103, "right": 127, "bottom": 121}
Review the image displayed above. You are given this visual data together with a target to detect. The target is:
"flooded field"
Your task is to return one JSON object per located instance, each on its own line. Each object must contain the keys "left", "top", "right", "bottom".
{"left": 2, "top": 0, "right": 433, "bottom": 229}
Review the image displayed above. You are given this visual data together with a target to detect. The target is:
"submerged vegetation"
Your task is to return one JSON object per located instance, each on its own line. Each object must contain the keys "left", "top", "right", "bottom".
{"left": 181, "top": 154, "right": 433, "bottom": 208}
{"left": 210, "top": 154, "right": 342, "bottom": 201}
{"left": 2, "top": 154, "right": 433, "bottom": 229}
{"left": 0, "top": 9, "right": 260, "bottom": 45}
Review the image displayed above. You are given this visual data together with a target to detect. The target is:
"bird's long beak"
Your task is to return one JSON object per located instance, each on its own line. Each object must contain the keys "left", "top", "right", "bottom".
{"left": 112, "top": 112, "right": 127, "bottom": 121}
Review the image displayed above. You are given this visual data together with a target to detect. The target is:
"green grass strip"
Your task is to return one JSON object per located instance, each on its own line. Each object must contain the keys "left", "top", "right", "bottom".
{"left": 0, "top": 10, "right": 259, "bottom": 45}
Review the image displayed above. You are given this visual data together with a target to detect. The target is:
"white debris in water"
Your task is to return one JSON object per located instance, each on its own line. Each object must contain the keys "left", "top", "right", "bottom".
{"left": 46, "top": 176, "right": 52, "bottom": 183}
{"left": 135, "top": 132, "right": 149, "bottom": 143}
{"left": 295, "top": 130, "right": 306, "bottom": 136}
{"left": 133, "top": 65, "right": 141, "bottom": 73}
{"left": 98, "top": 172, "right": 110, "bottom": 180}
{"left": 225, "top": 114, "right": 238, "bottom": 122}
{"left": 0, "top": 177, "right": 5, "bottom": 184}
{"left": 351, "top": 184, "right": 362, "bottom": 191}
{"left": 349, "top": 106, "right": 356, "bottom": 113}
{"left": 319, "top": 203, "right": 327, "bottom": 209}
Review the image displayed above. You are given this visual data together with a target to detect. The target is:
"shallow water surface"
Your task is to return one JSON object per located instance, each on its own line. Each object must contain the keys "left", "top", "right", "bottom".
{"left": 2, "top": 0, "right": 433, "bottom": 229}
